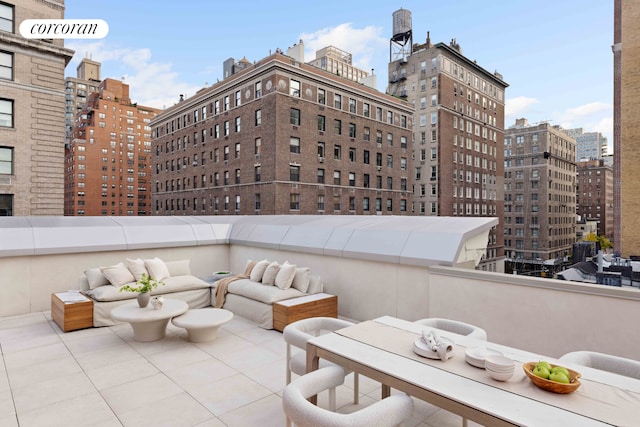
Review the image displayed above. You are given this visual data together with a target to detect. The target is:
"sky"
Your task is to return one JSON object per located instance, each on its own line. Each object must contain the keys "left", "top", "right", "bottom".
{"left": 64, "top": 0, "right": 615, "bottom": 151}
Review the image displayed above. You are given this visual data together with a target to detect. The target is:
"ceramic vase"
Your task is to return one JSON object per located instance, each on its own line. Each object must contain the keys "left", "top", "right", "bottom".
{"left": 137, "top": 292, "right": 150, "bottom": 308}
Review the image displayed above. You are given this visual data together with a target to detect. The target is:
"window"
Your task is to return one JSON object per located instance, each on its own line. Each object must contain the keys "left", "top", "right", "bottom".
{"left": 0, "top": 146, "right": 12, "bottom": 174}
{"left": 0, "top": 98, "right": 13, "bottom": 127}
{"left": 235, "top": 90, "right": 241, "bottom": 107}
{"left": 376, "top": 152, "right": 382, "bottom": 167}
{"left": 289, "top": 193, "right": 300, "bottom": 211}
{"left": 224, "top": 95, "right": 230, "bottom": 111}
{"left": 349, "top": 123, "right": 356, "bottom": 138}
{"left": 387, "top": 133, "right": 393, "bottom": 147}
{"left": 317, "top": 142, "right": 325, "bottom": 158}
{"left": 387, "top": 155, "right": 393, "bottom": 168}
{"left": 0, "top": 3, "right": 13, "bottom": 32}
{"left": 334, "top": 145, "right": 341, "bottom": 160}
{"left": 400, "top": 136, "right": 407, "bottom": 149}
{"left": 317, "top": 168, "right": 325, "bottom": 183}
{"left": 334, "top": 94, "right": 342, "bottom": 109}
{"left": 317, "top": 115, "right": 325, "bottom": 131}
{"left": 363, "top": 197, "right": 370, "bottom": 211}
{"left": 387, "top": 111, "right": 393, "bottom": 125}
{"left": 255, "top": 166, "right": 261, "bottom": 182}
{"left": 290, "top": 108, "right": 300, "bottom": 125}
{"left": 363, "top": 174, "right": 370, "bottom": 188}
{"left": 290, "top": 165, "right": 300, "bottom": 182}
{"left": 235, "top": 117, "right": 241, "bottom": 132}
{"left": 363, "top": 127, "right": 370, "bottom": 141}
{"left": 363, "top": 150, "right": 370, "bottom": 164}
{"left": 224, "top": 121, "right": 229, "bottom": 136}
{"left": 318, "top": 88, "right": 326, "bottom": 105}
{"left": 363, "top": 103, "right": 370, "bottom": 117}
{"left": 333, "top": 170, "right": 341, "bottom": 185}
{"left": 235, "top": 143, "right": 240, "bottom": 158}
{"left": 290, "top": 79, "right": 300, "bottom": 97}
{"left": 254, "top": 138, "right": 261, "bottom": 157}
{"left": 255, "top": 109, "right": 262, "bottom": 126}
{"left": 349, "top": 172, "right": 355, "bottom": 186}
{"left": 290, "top": 137, "right": 300, "bottom": 154}
{"left": 0, "top": 50, "right": 12, "bottom": 80}
{"left": 253, "top": 81, "right": 262, "bottom": 99}
{"left": 334, "top": 119, "right": 341, "bottom": 135}
{"left": 317, "top": 195, "right": 325, "bottom": 210}
{"left": 214, "top": 100, "right": 220, "bottom": 114}
{"left": 349, "top": 98, "right": 356, "bottom": 113}
{"left": 349, "top": 147, "right": 356, "bottom": 162}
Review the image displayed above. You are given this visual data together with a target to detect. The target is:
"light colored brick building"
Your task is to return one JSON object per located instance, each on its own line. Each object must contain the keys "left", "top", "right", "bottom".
{"left": 64, "top": 79, "right": 160, "bottom": 216}
{"left": 150, "top": 51, "right": 413, "bottom": 216}
{"left": 504, "top": 118, "right": 577, "bottom": 275}
{"left": 65, "top": 58, "right": 101, "bottom": 145}
{"left": 0, "top": 0, "right": 74, "bottom": 215}
{"left": 386, "top": 9, "right": 508, "bottom": 272}
{"left": 615, "top": 0, "right": 640, "bottom": 257}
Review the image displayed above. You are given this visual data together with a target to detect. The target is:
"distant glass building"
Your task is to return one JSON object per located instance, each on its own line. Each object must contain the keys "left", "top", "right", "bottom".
{"left": 566, "top": 128, "right": 608, "bottom": 161}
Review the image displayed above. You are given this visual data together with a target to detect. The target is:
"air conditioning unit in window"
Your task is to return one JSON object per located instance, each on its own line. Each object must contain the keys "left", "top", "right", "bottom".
{"left": 318, "top": 157, "right": 325, "bottom": 163}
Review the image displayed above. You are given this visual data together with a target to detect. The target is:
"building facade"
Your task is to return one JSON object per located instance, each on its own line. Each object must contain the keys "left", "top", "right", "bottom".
{"left": 64, "top": 79, "right": 160, "bottom": 216}
{"left": 65, "top": 58, "right": 101, "bottom": 145}
{"left": 576, "top": 159, "right": 614, "bottom": 239}
{"left": 0, "top": 0, "right": 74, "bottom": 215}
{"left": 150, "top": 52, "right": 413, "bottom": 216}
{"left": 566, "top": 128, "right": 608, "bottom": 161}
{"left": 615, "top": 0, "right": 640, "bottom": 257}
{"left": 504, "top": 119, "right": 577, "bottom": 273}
{"left": 386, "top": 11, "right": 508, "bottom": 272}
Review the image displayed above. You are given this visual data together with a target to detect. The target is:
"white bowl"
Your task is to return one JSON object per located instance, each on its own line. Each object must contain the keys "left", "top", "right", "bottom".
{"left": 487, "top": 368, "right": 514, "bottom": 381}
{"left": 485, "top": 354, "right": 515, "bottom": 371}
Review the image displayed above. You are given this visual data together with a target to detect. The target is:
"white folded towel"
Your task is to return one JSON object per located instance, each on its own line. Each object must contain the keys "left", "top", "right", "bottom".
{"left": 422, "top": 329, "right": 453, "bottom": 361}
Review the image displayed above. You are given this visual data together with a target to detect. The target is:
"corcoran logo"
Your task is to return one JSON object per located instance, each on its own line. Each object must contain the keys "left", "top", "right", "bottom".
{"left": 19, "top": 19, "right": 109, "bottom": 39}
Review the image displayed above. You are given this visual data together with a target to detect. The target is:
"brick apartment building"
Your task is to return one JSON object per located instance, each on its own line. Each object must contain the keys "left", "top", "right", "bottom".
{"left": 149, "top": 52, "right": 414, "bottom": 216}
{"left": 577, "top": 159, "right": 614, "bottom": 239}
{"left": 386, "top": 9, "right": 508, "bottom": 272}
{"left": 64, "top": 79, "right": 160, "bottom": 215}
{"left": 504, "top": 118, "right": 577, "bottom": 274}
{"left": 0, "top": 0, "right": 74, "bottom": 215}
{"left": 65, "top": 58, "right": 101, "bottom": 145}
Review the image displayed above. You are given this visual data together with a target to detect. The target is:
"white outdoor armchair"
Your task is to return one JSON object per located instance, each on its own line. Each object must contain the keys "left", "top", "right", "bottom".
{"left": 414, "top": 317, "right": 488, "bottom": 340}
{"left": 559, "top": 351, "right": 640, "bottom": 380}
{"left": 283, "top": 365, "right": 413, "bottom": 427}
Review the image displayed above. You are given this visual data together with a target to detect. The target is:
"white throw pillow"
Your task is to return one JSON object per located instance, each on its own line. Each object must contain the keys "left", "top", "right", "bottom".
{"left": 100, "top": 263, "right": 135, "bottom": 287}
{"left": 249, "top": 259, "right": 270, "bottom": 282}
{"left": 126, "top": 258, "right": 148, "bottom": 281}
{"left": 291, "top": 267, "right": 311, "bottom": 293}
{"left": 275, "top": 261, "right": 297, "bottom": 290}
{"left": 261, "top": 261, "right": 280, "bottom": 285}
{"left": 85, "top": 267, "right": 109, "bottom": 289}
{"left": 144, "top": 257, "right": 170, "bottom": 281}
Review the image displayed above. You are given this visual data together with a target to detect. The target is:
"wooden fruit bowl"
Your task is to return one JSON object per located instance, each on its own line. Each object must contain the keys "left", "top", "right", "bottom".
{"left": 523, "top": 362, "right": 582, "bottom": 394}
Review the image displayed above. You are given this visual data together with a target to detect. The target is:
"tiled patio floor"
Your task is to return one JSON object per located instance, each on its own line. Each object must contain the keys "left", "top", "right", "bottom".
{"left": 0, "top": 311, "right": 480, "bottom": 427}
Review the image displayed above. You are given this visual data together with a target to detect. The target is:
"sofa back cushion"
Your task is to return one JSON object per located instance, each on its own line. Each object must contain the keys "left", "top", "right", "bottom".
{"left": 85, "top": 267, "right": 110, "bottom": 290}
{"left": 250, "top": 259, "right": 270, "bottom": 282}
{"left": 126, "top": 258, "right": 148, "bottom": 281}
{"left": 291, "top": 267, "right": 311, "bottom": 293}
{"left": 100, "top": 263, "right": 136, "bottom": 287}
{"left": 144, "top": 257, "right": 171, "bottom": 281}
{"left": 275, "top": 261, "right": 297, "bottom": 290}
{"left": 262, "top": 261, "right": 280, "bottom": 285}
{"left": 166, "top": 259, "right": 191, "bottom": 276}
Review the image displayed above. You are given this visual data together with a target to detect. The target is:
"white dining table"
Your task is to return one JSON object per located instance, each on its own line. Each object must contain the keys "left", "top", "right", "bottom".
{"left": 305, "top": 316, "right": 640, "bottom": 427}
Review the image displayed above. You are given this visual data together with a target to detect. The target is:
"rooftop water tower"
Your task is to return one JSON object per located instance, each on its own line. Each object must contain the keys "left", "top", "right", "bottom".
{"left": 390, "top": 8, "right": 413, "bottom": 63}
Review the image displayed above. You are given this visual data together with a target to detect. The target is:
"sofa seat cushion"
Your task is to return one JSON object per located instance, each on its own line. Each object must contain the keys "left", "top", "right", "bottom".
{"left": 226, "top": 279, "right": 305, "bottom": 304}
{"left": 86, "top": 275, "right": 210, "bottom": 302}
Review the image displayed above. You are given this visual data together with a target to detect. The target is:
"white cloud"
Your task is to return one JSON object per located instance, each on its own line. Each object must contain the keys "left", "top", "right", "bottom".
{"left": 505, "top": 96, "right": 539, "bottom": 118}
{"left": 564, "top": 102, "right": 610, "bottom": 118}
{"left": 65, "top": 40, "right": 200, "bottom": 110}
{"left": 299, "top": 23, "right": 387, "bottom": 73}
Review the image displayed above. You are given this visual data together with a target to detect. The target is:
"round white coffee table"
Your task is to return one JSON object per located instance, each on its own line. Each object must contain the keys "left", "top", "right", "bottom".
{"left": 171, "top": 308, "right": 233, "bottom": 342}
{"left": 110, "top": 298, "right": 188, "bottom": 342}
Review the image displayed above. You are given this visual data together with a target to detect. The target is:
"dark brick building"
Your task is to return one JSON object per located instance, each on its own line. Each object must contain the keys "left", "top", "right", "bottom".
{"left": 150, "top": 52, "right": 414, "bottom": 216}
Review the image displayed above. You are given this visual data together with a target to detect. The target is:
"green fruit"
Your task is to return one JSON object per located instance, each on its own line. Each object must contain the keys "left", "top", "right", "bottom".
{"left": 536, "top": 361, "right": 552, "bottom": 371}
{"left": 532, "top": 365, "right": 550, "bottom": 379}
{"left": 551, "top": 366, "right": 570, "bottom": 378}
{"left": 549, "top": 371, "right": 570, "bottom": 384}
